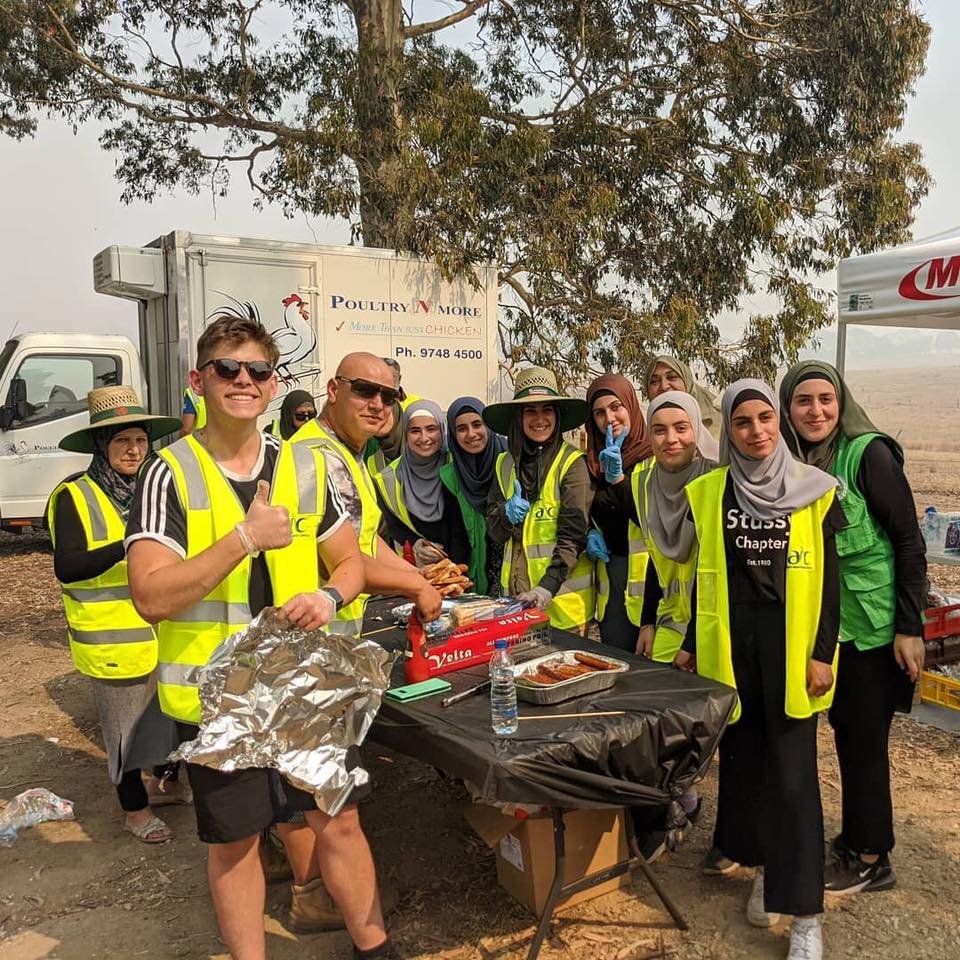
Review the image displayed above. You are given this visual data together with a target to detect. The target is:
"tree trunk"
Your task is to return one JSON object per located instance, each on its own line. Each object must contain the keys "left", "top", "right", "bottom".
{"left": 349, "top": 0, "right": 406, "bottom": 249}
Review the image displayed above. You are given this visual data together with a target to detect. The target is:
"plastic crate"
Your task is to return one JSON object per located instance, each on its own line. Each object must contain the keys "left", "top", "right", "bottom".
{"left": 918, "top": 670, "right": 960, "bottom": 712}
{"left": 923, "top": 603, "right": 960, "bottom": 641}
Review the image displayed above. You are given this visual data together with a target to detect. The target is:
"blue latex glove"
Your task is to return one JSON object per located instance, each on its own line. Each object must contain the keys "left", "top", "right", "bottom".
{"left": 586, "top": 528, "right": 610, "bottom": 563}
{"left": 598, "top": 424, "right": 629, "bottom": 483}
{"left": 504, "top": 479, "right": 531, "bottom": 525}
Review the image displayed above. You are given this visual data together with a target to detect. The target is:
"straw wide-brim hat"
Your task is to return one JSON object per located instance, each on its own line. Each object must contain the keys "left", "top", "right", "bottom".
{"left": 482, "top": 367, "right": 589, "bottom": 436}
{"left": 59, "top": 386, "right": 183, "bottom": 454}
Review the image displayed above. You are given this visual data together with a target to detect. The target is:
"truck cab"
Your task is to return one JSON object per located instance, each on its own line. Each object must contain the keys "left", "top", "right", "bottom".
{"left": 0, "top": 332, "right": 144, "bottom": 532}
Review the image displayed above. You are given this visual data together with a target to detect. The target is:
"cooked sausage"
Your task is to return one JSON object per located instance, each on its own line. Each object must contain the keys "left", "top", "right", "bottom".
{"left": 574, "top": 651, "right": 615, "bottom": 671}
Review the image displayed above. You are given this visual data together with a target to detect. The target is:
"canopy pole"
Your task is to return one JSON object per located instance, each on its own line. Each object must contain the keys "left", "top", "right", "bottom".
{"left": 835, "top": 320, "right": 848, "bottom": 376}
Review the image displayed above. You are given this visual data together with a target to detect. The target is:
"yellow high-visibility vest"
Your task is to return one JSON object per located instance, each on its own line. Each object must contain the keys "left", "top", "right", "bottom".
{"left": 596, "top": 460, "right": 652, "bottom": 628}
{"left": 495, "top": 444, "right": 596, "bottom": 631}
{"left": 49, "top": 477, "right": 157, "bottom": 680}
{"left": 184, "top": 386, "right": 206, "bottom": 430}
{"left": 294, "top": 420, "right": 381, "bottom": 637}
{"left": 685, "top": 467, "right": 838, "bottom": 723}
{"left": 155, "top": 436, "right": 327, "bottom": 723}
{"left": 374, "top": 458, "right": 426, "bottom": 550}
{"left": 632, "top": 465, "right": 698, "bottom": 663}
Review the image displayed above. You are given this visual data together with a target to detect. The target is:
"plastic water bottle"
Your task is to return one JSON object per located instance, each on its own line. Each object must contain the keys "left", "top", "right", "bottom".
{"left": 490, "top": 639, "right": 519, "bottom": 735}
{"left": 923, "top": 507, "right": 940, "bottom": 547}
{"left": 0, "top": 788, "right": 75, "bottom": 846}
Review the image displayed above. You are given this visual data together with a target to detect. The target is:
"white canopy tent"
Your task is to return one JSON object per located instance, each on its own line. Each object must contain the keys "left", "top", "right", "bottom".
{"left": 836, "top": 224, "right": 960, "bottom": 373}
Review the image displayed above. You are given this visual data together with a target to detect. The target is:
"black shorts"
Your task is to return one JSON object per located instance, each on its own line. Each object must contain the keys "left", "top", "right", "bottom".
{"left": 176, "top": 723, "right": 372, "bottom": 844}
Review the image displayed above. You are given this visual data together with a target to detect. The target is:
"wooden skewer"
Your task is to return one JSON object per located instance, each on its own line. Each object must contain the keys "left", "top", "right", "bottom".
{"left": 518, "top": 710, "right": 626, "bottom": 721}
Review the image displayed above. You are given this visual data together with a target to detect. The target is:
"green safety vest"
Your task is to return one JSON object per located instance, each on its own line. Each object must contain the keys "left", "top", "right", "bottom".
{"left": 155, "top": 436, "right": 327, "bottom": 723}
{"left": 184, "top": 386, "right": 206, "bottom": 430}
{"left": 294, "top": 419, "right": 383, "bottom": 637}
{"left": 632, "top": 465, "right": 698, "bottom": 663}
{"left": 439, "top": 461, "right": 488, "bottom": 595}
{"left": 49, "top": 477, "right": 157, "bottom": 680}
{"left": 686, "top": 467, "right": 838, "bottom": 723}
{"left": 832, "top": 433, "right": 897, "bottom": 650}
{"left": 495, "top": 444, "right": 596, "bottom": 631}
{"left": 595, "top": 461, "right": 651, "bottom": 628}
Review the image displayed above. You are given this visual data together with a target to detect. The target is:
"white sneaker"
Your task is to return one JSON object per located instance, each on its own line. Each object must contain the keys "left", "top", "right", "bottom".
{"left": 746, "top": 870, "right": 781, "bottom": 927}
{"left": 787, "top": 918, "right": 823, "bottom": 960}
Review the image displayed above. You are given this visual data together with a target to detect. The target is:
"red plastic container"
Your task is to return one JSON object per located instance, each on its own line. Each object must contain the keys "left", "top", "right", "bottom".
{"left": 924, "top": 603, "right": 960, "bottom": 641}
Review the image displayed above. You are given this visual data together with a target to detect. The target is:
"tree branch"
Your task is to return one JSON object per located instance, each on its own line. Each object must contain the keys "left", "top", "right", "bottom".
{"left": 404, "top": 0, "right": 490, "bottom": 40}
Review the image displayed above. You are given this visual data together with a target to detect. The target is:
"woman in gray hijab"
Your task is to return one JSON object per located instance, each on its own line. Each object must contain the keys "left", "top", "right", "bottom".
{"left": 374, "top": 400, "right": 470, "bottom": 565}
{"left": 681, "top": 379, "right": 844, "bottom": 960}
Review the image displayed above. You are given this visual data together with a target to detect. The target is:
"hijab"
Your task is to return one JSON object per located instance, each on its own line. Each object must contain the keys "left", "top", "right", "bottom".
{"left": 778, "top": 360, "right": 897, "bottom": 472}
{"left": 642, "top": 393, "right": 717, "bottom": 561}
{"left": 507, "top": 404, "right": 563, "bottom": 501}
{"left": 377, "top": 401, "right": 406, "bottom": 463}
{"left": 585, "top": 374, "right": 652, "bottom": 480}
{"left": 644, "top": 354, "right": 721, "bottom": 446}
{"left": 396, "top": 400, "right": 447, "bottom": 523}
{"left": 87, "top": 424, "right": 141, "bottom": 519}
{"left": 447, "top": 397, "right": 507, "bottom": 511}
{"left": 720, "top": 379, "right": 837, "bottom": 521}
{"left": 278, "top": 389, "right": 316, "bottom": 440}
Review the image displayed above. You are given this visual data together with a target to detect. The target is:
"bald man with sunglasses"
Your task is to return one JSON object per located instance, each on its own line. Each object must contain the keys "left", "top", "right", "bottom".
{"left": 294, "top": 352, "right": 442, "bottom": 638}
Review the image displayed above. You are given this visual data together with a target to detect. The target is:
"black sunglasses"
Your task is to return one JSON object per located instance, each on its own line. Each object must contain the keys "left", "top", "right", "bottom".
{"left": 335, "top": 376, "right": 399, "bottom": 406}
{"left": 199, "top": 358, "right": 275, "bottom": 383}
{"left": 293, "top": 410, "right": 317, "bottom": 423}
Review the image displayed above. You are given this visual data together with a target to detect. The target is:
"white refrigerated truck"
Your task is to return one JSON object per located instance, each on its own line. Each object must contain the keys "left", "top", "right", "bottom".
{"left": 0, "top": 230, "right": 499, "bottom": 531}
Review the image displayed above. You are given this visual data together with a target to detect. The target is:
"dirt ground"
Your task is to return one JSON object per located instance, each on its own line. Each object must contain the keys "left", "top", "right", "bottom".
{"left": 2, "top": 517, "right": 960, "bottom": 960}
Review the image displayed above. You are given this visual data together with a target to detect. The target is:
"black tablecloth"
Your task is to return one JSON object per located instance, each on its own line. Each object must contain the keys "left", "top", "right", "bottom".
{"left": 364, "top": 599, "right": 737, "bottom": 809}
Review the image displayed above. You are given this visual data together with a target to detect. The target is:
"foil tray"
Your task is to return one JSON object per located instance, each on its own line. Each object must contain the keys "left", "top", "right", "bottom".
{"left": 513, "top": 649, "right": 629, "bottom": 705}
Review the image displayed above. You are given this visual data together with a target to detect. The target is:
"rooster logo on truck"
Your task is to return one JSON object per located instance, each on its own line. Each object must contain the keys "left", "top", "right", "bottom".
{"left": 204, "top": 293, "right": 323, "bottom": 410}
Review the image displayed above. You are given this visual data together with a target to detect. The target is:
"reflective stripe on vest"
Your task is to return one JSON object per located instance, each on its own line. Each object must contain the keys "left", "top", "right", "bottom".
{"left": 685, "top": 467, "right": 838, "bottom": 723}
{"left": 155, "top": 436, "right": 325, "bottom": 723}
{"left": 632, "top": 465, "right": 698, "bottom": 662}
{"left": 832, "top": 433, "right": 897, "bottom": 650}
{"left": 374, "top": 460, "right": 425, "bottom": 546}
{"left": 48, "top": 477, "right": 158, "bottom": 679}
{"left": 295, "top": 420, "right": 382, "bottom": 637}
{"left": 596, "top": 461, "right": 652, "bottom": 626}
{"left": 496, "top": 444, "right": 595, "bottom": 630}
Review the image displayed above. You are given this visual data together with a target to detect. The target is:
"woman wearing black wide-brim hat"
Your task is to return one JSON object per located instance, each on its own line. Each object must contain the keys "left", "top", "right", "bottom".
{"left": 50, "top": 386, "right": 188, "bottom": 843}
{"left": 483, "top": 367, "right": 594, "bottom": 631}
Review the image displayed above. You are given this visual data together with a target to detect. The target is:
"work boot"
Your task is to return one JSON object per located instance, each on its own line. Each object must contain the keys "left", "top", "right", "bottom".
{"left": 288, "top": 876, "right": 399, "bottom": 933}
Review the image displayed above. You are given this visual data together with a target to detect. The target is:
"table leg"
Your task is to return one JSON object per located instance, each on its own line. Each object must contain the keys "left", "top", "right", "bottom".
{"left": 624, "top": 808, "right": 689, "bottom": 931}
{"left": 525, "top": 808, "right": 567, "bottom": 960}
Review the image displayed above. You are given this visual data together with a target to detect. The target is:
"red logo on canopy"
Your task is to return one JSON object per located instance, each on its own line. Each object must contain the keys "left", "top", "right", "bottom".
{"left": 898, "top": 255, "right": 960, "bottom": 301}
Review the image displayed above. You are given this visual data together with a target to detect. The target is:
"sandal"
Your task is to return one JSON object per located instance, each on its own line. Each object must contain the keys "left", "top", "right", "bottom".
{"left": 125, "top": 814, "right": 173, "bottom": 844}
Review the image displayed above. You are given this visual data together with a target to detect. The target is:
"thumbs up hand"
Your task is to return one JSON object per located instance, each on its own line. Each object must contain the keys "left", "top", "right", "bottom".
{"left": 598, "top": 423, "right": 628, "bottom": 484}
{"left": 504, "top": 479, "right": 531, "bottom": 525}
{"left": 238, "top": 480, "right": 292, "bottom": 553}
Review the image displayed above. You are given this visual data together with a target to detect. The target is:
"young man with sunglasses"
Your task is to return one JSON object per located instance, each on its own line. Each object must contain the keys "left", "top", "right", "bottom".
{"left": 295, "top": 352, "right": 443, "bottom": 640}
{"left": 125, "top": 317, "right": 401, "bottom": 960}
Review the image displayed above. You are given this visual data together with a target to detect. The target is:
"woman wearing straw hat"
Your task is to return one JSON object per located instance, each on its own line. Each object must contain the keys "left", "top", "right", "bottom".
{"left": 483, "top": 368, "right": 594, "bottom": 630}
{"left": 49, "top": 386, "right": 186, "bottom": 843}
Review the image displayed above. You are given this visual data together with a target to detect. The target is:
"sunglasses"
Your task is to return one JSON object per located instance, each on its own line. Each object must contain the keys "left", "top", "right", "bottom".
{"left": 199, "top": 358, "right": 275, "bottom": 383}
{"left": 293, "top": 410, "right": 317, "bottom": 423}
{"left": 335, "top": 376, "right": 399, "bottom": 406}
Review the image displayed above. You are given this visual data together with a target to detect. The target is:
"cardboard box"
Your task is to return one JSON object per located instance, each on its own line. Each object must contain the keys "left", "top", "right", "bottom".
{"left": 464, "top": 804, "right": 629, "bottom": 915}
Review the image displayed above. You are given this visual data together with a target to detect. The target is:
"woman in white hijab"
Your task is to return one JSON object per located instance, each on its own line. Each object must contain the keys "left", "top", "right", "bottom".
{"left": 682, "top": 380, "right": 844, "bottom": 960}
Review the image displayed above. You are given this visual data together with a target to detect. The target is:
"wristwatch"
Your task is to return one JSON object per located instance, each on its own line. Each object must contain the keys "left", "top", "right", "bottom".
{"left": 321, "top": 587, "right": 344, "bottom": 612}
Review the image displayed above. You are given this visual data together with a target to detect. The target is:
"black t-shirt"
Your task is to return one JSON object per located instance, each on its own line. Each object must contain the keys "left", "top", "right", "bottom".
{"left": 125, "top": 433, "right": 346, "bottom": 616}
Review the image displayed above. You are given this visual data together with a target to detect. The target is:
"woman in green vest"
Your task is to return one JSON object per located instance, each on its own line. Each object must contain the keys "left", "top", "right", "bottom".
{"left": 375, "top": 399, "right": 471, "bottom": 566}
{"left": 483, "top": 367, "right": 594, "bottom": 630}
{"left": 265, "top": 389, "right": 316, "bottom": 439}
{"left": 50, "top": 386, "right": 186, "bottom": 843}
{"left": 780, "top": 361, "right": 926, "bottom": 896}
{"left": 440, "top": 397, "right": 507, "bottom": 595}
{"left": 583, "top": 373, "right": 652, "bottom": 651}
{"left": 681, "top": 379, "right": 844, "bottom": 960}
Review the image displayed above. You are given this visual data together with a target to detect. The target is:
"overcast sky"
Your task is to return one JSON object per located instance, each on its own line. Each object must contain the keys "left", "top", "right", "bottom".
{"left": 0, "top": 1, "right": 957, "bottom": 361}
